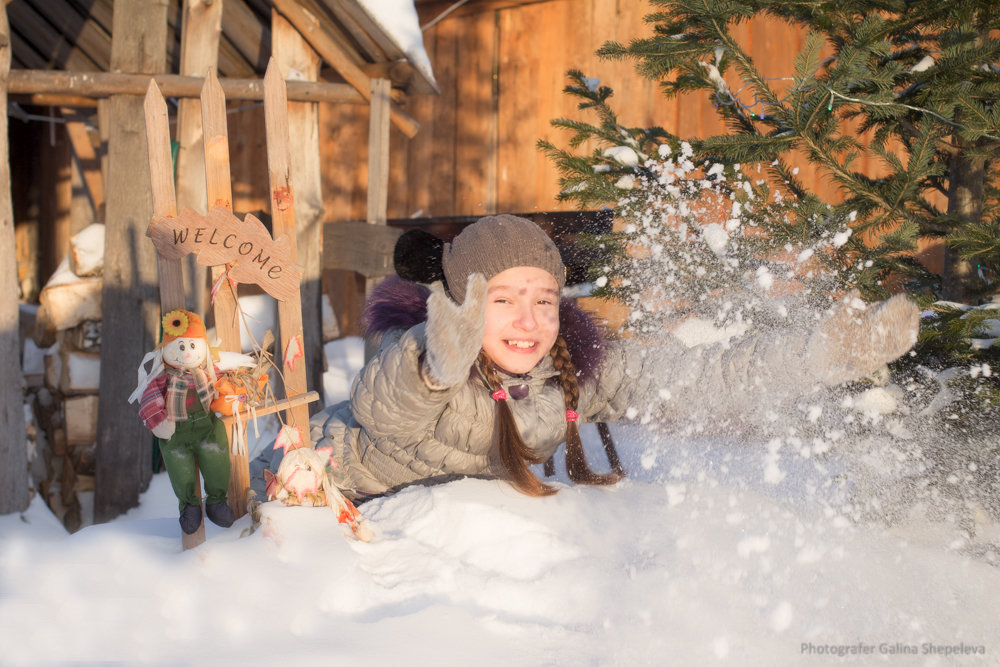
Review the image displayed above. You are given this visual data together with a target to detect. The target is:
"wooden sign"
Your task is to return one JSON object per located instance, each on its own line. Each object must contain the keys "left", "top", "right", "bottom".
{"left": 147, "top": 206, "right": 303, "bottom": 301}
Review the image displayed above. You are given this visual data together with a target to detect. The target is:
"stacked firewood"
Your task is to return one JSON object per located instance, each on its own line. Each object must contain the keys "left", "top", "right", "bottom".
{"left": 27, "top": 223, "right": 104, "bottom": 532}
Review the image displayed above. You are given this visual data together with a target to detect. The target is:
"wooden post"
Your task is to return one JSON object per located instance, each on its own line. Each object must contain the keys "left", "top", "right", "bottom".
{"left": 143, "top": 82, "right": 206, "bottom": 549}
{"left": 38, "top": 119, "right": 73, "bottom": 280}
{"left": 363, "top": 78, "right": 392, "bottom": 362}
{"left": 175, "top": 0, "right": 223, "bottom": 318}
{"left": 263, "top": 59, "right": 312, "bottom": 446}
{"left": 200, "top": 69, "right": 251, "bottom": 520}
{"left": 270, "top": 0, "right": 419, "bottom": 138}
{"left": 0, "top": 1, "right": 30, "bottom": 515}
{"left": 272, "top": 10, "right": 324, "bottom": 413}
{"left": 60, "top": 109, "right": 104, "bottom": 220}
{"left": 367, "top": 78, "right": 392, "bottom": 228}
{"left": 94, "top": 0, "right": 167, "bottom": 523}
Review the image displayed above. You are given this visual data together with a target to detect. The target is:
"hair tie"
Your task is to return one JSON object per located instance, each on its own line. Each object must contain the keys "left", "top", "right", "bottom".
{"left": 566, "top": 409, "right": 579, "bottom": 422}
{"left": 491, "top": 389, "right": 508, "bottom": 401}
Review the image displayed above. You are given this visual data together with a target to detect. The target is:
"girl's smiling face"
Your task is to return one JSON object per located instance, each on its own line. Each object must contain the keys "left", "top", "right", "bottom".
{"left": 482, "top": 266, "right": 560, "bottom": 374}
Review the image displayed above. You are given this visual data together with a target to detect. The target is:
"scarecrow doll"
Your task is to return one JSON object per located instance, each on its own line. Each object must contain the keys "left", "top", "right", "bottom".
{"left": 129, "top": 309, "right": 237, "bottom": 534}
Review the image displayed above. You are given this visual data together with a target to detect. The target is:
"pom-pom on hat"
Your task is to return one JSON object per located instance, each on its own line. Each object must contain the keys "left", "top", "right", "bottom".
{"left": 160, "top": 309, "right": 207, "bottom": 346}
{"left": 441, "top": 214, "right": 566, "bottom": 304}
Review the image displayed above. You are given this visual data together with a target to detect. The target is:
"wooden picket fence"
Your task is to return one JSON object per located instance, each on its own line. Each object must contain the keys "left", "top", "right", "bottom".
{"left": 143, "top": 59, "right": 318, "bottom": 549}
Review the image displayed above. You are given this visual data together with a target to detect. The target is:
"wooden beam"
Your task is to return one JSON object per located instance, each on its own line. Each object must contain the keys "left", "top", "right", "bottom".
{"left": 321, "top": 220, "right": 402, "bottom": 276}
{"left": 367, "top": 78, "right": 391, "bottom": 226}
{"left": 200, "top": 68, "right": 249, "bottom": 519}
{"left": 263, "top": 59, "right": 313, "bottom": 444}
{"left": 38, "top": 114, "right": 73, "bottom": 280}
{"left": 162, "top": 0, "right": 252, "bottom": 78}
{"left": 363, "top": 77, "right": 392, "bottom": 349}
{"left": 315, "top": 0, "right": 384, "bottom": 62}
{"left": 94, "top": 0, "right": 167, "bottom": 525}
{"left": 176, "top": 0, "right": 222, "bottom": 317}
{"left": 6, "top": 0, "right": 101, "bottom": 71}
{"left": 221, "top": 391, "right": 320, "bottom": 423}
{"left": 60, "top": 109, "right": 104, "bottom": 218}
{"left": 8, "top": 29, "right": 47, "bottom": 70}
{"left": 8, "top": 69, "right": 368, "bottom": 104}
{"left": 273, "top": 10, "right": 325, "bottom": 415}
{"left": 222, "top": 0, "right": 271, "bottom": 72}
{"left": 271, "top": 0, "right": 420, "bottom": 137}
{"left": 12, "top": 93, "right": 97, "bottom": 108}
{"left": 333, "top": 0, "right": 439, "bottom": 94}
{"left": 0, "top": 0, "right": 30, "bottom": 515}
{"left": 30, "top": 0, "right": 113, "bottom": 71}
{"left": 144, "top": 79, "right": 206, "bottom": 549}
{"left": 143, "top": 83, "right": 184, "bottom": 312}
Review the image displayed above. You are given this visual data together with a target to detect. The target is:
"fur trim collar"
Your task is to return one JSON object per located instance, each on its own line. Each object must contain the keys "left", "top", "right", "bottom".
{"left": 363, "top": 275, "right": 606, "bottom": 384}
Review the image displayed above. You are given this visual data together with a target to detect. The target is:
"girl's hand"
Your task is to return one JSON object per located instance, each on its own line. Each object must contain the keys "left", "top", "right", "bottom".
{"left": 806, "top": 292, "right": 919, "bottom": 385}
{"left": 423, "top": 274, "right": 487, "bottom": 388}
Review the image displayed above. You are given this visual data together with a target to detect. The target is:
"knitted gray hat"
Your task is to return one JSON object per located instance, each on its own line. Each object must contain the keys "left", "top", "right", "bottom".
{"left": 441, "top": 214, "right": 566, "bottom": 303}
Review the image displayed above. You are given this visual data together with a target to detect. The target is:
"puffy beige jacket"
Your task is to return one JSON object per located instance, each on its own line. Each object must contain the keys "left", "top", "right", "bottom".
{"left": 311, "top": 319, "right": 813, "bottom": 499}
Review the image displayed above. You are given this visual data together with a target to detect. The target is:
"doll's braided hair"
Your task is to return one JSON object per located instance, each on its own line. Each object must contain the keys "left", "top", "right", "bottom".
{"left": 477, "top": 336, "right": 622, "bottom": 497}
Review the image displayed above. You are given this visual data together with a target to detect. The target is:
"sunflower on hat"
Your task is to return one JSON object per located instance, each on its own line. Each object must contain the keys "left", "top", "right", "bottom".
{"left": 159, "top": 309, "right": 209, "bottom": 346}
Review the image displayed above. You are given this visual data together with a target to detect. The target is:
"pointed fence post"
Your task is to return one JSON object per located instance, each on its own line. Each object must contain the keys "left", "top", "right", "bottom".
{"left": 144, "top": 81, "right": 207, "bottom": 549}
{"left": 200, "top": 69, "right": 251, "bottom": 518}
{"left": 263, "top": 59, "right": 313, "bottom": 447}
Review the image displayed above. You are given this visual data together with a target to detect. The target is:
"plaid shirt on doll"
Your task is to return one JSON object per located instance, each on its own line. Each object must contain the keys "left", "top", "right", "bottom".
{"left": 138, "top": 366, "right": 215, "bottom": 431}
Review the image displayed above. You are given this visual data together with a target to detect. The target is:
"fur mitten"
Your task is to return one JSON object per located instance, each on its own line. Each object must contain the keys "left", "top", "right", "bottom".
{"left": 423, "top": 273, "right": 487, "bottom": 389}
{"left": 807, "top": 292, "right": 919, "bottom": 385}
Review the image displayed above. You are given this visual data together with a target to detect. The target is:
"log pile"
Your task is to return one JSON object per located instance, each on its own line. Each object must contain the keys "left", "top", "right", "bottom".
{"left": 27, "top": 223, "right": 104, "bottom": 532}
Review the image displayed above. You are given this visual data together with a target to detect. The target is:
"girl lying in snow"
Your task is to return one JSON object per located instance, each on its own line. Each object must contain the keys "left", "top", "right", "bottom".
{"left": 261, "top": 214, "right": 918, "bottom": 501}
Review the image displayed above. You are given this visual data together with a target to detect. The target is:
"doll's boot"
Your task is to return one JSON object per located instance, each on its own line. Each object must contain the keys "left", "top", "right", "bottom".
{"left": 206, "top": 501, "right": 235, "bottom": 528}
{"left": 179, "top": 504, "right": 202, "bottom": 534}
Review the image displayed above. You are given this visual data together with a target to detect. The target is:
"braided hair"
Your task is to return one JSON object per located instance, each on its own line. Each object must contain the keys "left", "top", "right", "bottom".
{"left": 479, "top": 335, "right": 622, "bottom": 497}
{"left": 549, "top": 335, "right": 622, "bottom": 486}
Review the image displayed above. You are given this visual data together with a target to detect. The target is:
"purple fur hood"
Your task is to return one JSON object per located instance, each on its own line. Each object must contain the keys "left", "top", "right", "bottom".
{"left": 362, "top": 275, "right": 606, "bottom": 385}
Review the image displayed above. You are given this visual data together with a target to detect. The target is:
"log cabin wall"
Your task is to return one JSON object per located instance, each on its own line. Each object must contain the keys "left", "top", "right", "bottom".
{"left": 318, "top": 1, "right": 862, "bottom": 223}
{"left": 319, "top": 0, "right": 829, "bottom": 333}
{"left": 319, "top": 0, "right": 944, "bottom": 336}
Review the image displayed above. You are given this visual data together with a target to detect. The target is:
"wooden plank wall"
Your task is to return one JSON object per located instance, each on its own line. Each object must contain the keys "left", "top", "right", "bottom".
{"left": 318, "top": 0, "right": 845, "bottom": 225}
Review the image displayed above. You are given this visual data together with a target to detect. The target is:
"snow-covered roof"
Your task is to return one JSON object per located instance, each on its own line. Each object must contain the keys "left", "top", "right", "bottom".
{"left": 356, "top": 0, "right": 439, "bottom": 94}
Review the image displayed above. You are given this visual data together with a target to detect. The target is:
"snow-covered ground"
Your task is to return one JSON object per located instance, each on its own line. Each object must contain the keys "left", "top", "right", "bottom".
{"left": 2, "top": 337, "right": 998, "bottom": 665}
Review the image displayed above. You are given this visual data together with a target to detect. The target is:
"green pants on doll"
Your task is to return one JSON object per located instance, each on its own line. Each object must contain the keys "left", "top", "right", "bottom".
{"left": 160, "top": 408, "right": 229, "bottom": 506}
{"left": 159, "top": 409, "right": 235, "bottom": 533}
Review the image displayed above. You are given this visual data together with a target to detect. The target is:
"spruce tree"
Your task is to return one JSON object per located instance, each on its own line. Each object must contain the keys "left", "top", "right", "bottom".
{"left": 540, "top": 0, "right": 1000, "bottom": 532}
{"left": 541, "top": 0, "right": 1000, "bottom": 307}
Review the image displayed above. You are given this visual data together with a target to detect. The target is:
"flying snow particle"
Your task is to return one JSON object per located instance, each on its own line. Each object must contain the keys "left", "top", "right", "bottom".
{"left": 764, "top": 461, "right": 786, "bottom": 484}
{"left": 603, "top": 145, "right": 639, "bottom": 167}
{"left": 615, "top": 174, "right": 635, "bottom": 189}
{"left": 737, "top": 535, "right": 771, "bottom": 558}
{"left": 756, "top": 266, "right": 773, "bottom": 290}
{"left": 702, "top": 223, "right": 729, "bottom": 255}
{"left": 769, "top": 601, "right": 794, "bottom": 633}
{"left": 594, "top": 276, "right": 608, "bottom": 288}
{"left": 832, "top": 228, "right": 852, "bottom": 248}
{"left": 909, "top": 55, "right": 936, "bottom": 72}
